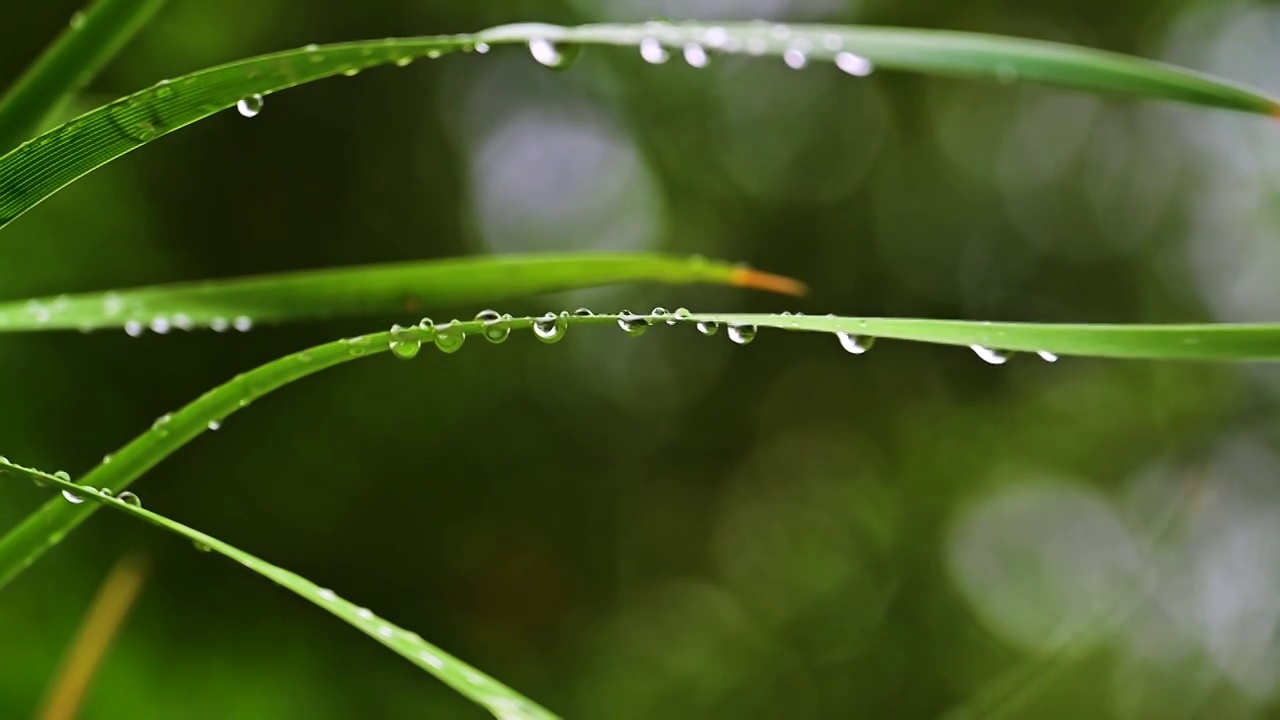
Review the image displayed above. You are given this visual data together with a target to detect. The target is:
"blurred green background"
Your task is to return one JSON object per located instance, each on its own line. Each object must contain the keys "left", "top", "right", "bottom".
{"left": 4, "top": 1, "right": 1280, "bottom": 718}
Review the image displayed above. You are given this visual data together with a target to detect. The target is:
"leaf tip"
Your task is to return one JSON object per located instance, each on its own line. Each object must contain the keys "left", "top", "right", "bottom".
{"left": 729, "top": 267, "right": 809, "bottom": 297}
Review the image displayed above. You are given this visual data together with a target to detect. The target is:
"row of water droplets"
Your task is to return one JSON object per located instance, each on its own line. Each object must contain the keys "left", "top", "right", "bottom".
{"left": 233, "top": 38, "right": 494, "bottom": 119}
{"left": 0, "top": 458, "right": 143, "bottom": 509}
{"left": 125, "top": 314, "right": 253, "bottom": 336}
{"left": 527, "top": 22, "right": 874, "bottom": 77}
{"left": 376, "top": 308, "right": 1060, "bottom": 363}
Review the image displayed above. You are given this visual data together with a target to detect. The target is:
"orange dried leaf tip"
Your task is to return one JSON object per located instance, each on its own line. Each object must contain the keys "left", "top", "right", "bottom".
{"left": 729, "top": 267, "right": 809, "bottom": 297}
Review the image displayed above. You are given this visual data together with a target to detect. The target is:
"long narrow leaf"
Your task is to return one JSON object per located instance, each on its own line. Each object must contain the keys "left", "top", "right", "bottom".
{"left": 0, "top": 460, "right": 555, "bottom": 720}
{"left": 0, "top": 0, "right": 169, "bottom": 152}
{"left": 1, "top": 22, "right": 1274, "bottom": 230}
{"left": 0, "top": 253, "right": 804, "bottom": 333}
{"left": 2, "top": 312, "right": 1277, "bottom": 589}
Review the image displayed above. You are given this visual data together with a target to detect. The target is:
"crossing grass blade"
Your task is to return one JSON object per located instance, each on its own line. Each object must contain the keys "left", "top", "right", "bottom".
{"left": 0, "top": 253, "right": 805, "bottom": 333}
{"left": 0, "top": 461, "right": 556, "bottom": 720}
{"left": 687, "top": 314, "right": 1280, "bottom": 360}
{"left": 0, "top": 22, "right": 1274, "bottom": 230}
{"left": 2, "top": 311, "right": 1279, "bottom": 593}
{"left": 0, "top": 0, "right": 169, "bottom": 152}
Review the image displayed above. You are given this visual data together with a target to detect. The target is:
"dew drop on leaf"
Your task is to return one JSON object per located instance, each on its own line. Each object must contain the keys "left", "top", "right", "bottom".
{"left": 149, "top": 317, "right": 171, "bottom": 334}
{"left": 836, "top": 52, "right": 874, "bottom": 76}
{"left": 1037, "top": 351, "right": 1059, "bottom": 363}
{"left": 474, "top": 309, "right": 501, "bottom": 323}
{"left": 528, "top": 38, "right": 580, "bottom": 69}
{"left": 125, "top": 320, "right": 143, "bottom": 337}
{"left": 837, "top": 332, "right": 874, "bottom": 355}
{"left": 683, "top": 43, "right": 709, "bottom": 68}
{"left": 233, "top": 316, "right": 253, "bottom": 332}
{"left": 971, "top": 345, "right": 1011, "bottom": 365}
{"left": 784, "top": 48, "right": 808, "bottom": 69}
{"left": 208, "top": 420, "right": 221, "bottom": 431}
{"left": 434, "top": 323, "right": 465, "bottom": 354}
{"left": 117, "top": 491, "right": 142, "bottom": 508}
{"left": 61, "top": 489, "right": 84, "bottom": 504}
{"left": 533, "top": 313, "right": 567, "bottom": 343}
{"left": 617, "top": 312, "right": 650, "bottom": 337}
{"left": 573, "top": 307, "right": 594, "bottom": 317}
{"left": 696, "top": 320, "right": 719, "bottom": 336}
{"left": 727, "top": 324, "right": 757, "bottom": 345}
{"left": 640, "top": 38, "right": 668, "bottom": 64}
{"left": 388, "top": 324, "right": 422, "bottom": 360}
{"left": 236, "top": 94, "right": 264, "bottom": 118}
{"left": 474, "top": 42, "right": 490, "bottom": 54}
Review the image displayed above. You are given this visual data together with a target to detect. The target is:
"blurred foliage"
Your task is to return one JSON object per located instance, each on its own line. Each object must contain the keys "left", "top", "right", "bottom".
{"left": 4, "top": 0, "right": 1280, "bottom": 718}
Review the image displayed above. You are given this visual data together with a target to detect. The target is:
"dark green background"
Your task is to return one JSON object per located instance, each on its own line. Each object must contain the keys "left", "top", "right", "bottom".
{"left": 3, "top": 1, "right": 1280, "bottom": 718}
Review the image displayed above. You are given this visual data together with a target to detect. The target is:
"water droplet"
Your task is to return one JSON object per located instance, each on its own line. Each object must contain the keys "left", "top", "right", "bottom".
{"left": 125, "top": 320, "right": 143, "bottom": 337}
{"left": 651, "top": 307, "right": 673, "bottom": 325}
{"left": 61, "top": 489, "right": 85, "bottom": 504}
{"left": 703, "top": 26, "right": 729, "bottom": 48}
{"left": 356, "top": 607, "right": 374, "bottom": 620}
{"left": 572, "top": 307, "right": 594, "bottom": 317}
{"left": 377, "top": 625, "right": 394, "bottom": 638}
{"left": 426, "top": 50, "right": 442, "bottom": 59}
{"left": 233, "top": 316, "right": 253, "bottom": 332}
{"left": 418, "top": 651, "right": 444, "bottom": 668}
{"left": 617, "top": 312, "right": 650, "bottom": 337}
{"left": 783, "top": 48, "right": 808, "bottom": 69}
{"left": 207, "top": 420, "right": 221, "bottom": 431}
{"left": 388, "top": 324, "right": 421, "bottom": 360}
{"left": 318, "top": 588, "right": 337, "bottom": 602}
{"left": 149, "top": 317, "right": 171, "bottom": 334}
{"left": 533, "top": 313, "right": 567, "bottom": 343}
{"left": 237, "top": 94, "right": 264, "bottom": 118}
{"left": 1036, "top": 351, "right": 1059, "bottom": 363}
{"left": 117, "top": 491, "right": 141, "bottom": 508}
{"left": 210, "top": 317, "right": 229, "bottom": 332}
{"left": 193, "top": 540, "right": 212, "bottom": 552}
{"left": 696, "top": 320, "right": 719, "bottom": 336}
{"left": 70, "top": 11, "right": 86, "bottom": 29}
{"left": 528, "top": 38, "right": 580, "bottom": 69}
{"left": 727, "top": 324, "right": 757, "bottom": 345}
{"left": 683, "top": 43, "right": 709, "bottom": 68}
{"left": 835, "top": 52, "right": 874, "bottom": 77}
{"left": 434, "top": 323, "right": 465, "bottom": 354}
{"left": 970, "top": 345, "right": 1011, "bottom": 365}
{"left": 674, "top": 307, "right": 691, "bottom": 320}
{"left": 394, "top": 56, "right": 413, "bottom": 67}
{"left": 342, "top": 67, "right": 360, "bottom": 77}
{"left": 102, "top": 454, "right": 113, "bottom": 465}
{"left": 837, "top": 333, "right": 874, "bottom": 355}
{"left": 417, "top": 317, "right": 437, "bottom": 338}
{"left": 152, "top": 414, "right": 172, "bottom": 431}
{"left": 640, "top": 38, "right": 669, "bottom": 64}
{"left": 172, "top": 313, "right": 193, "bottom": 331}
{"left": 822, "top": 33, "right": 843, "bottom": 51}
{"left": 474, "top": 42, "right": 490, "bottom": 54}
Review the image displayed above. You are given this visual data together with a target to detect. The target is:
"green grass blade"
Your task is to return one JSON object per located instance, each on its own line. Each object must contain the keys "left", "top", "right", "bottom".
{"left": 685, "top": 314, "right": 1280, "bottom": 360}
{"left": 1, "top": 22, "right": 1273, "bottom": 230}
{"left": 0, "top": 0, "right": 169, "bottom": 152}
{"left": 0, "top": 461, "right": 556, "bottom": 720}
{"left": 2, "top": 311, "right": 1277, "bottom": 589}
{"left": 0, "top": 254, "right": 804, "bottom": 333}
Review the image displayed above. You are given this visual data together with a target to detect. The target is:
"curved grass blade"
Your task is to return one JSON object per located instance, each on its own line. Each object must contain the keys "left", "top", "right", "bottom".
{"left": 0, "top": 462, "right": 555, "bottom": 720}
{"left": 0, "top": 0, "right": 169, "bottom": 152}
{"left": 685, "top": 314, "right": 1280, "bottom": 360}
{"left": 1, "top": 22, "right": 1275, "bottom": 230}
{"left": 3, "top": 312, "right": 1279, "bottom": 590}
{"left": 0, "top": 253, "right": 804, "bottom": 333}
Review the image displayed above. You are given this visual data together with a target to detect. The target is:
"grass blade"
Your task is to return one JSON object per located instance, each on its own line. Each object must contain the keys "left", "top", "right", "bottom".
{"left": 1, "top": 312, "right": 1276, "bottom": 588}
{"left": 1, "top": 22, "right": 1273, "bottom": 230}
{"left": 0, "top": 462, "right": 556, "bottom": 720}
{"left": 686, "top": 314, "right": 1280, "bottom": 360}
{"left": 0, "top": 253, "right": 804, "bottom": 333}
{"left": 0, "top": 0, "right": 169, "bottom": 152}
